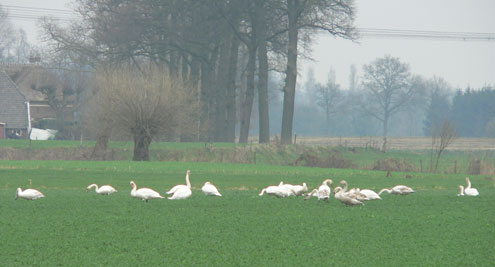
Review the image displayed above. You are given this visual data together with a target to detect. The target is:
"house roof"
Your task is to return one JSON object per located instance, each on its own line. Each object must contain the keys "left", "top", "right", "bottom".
{"left": 0, "top": 70, "right": 29, "bottom": 129}
{"left": 4, "top": 65, "right": 69, "bottom": 102}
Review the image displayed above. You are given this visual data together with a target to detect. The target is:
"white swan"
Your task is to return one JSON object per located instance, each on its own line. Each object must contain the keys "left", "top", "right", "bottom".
{"left": 130, "top": 181, "right": 164, "bottom": 202}
{"left": 378, "top": 185, "right": 415, "bottom": 195}
{"left": 357, "top": 188, "right": 381, "bottom": 200}
{"left": 334, "top": 186, "right": 364, "bottom": 206}
{"left": 279, "top": 181, "right": 308, "bottom": 196}
{"left": 339, "top": 180, "right": 368, "bottom": 201}
{"left": 464, "top": 177, "right": 479, "bottom": 196}
{"left": 166, "top": 170, "right": 191, "bottom": 194}
{"left": 201, "top": 182, "right": 222, "bottom": 197}
{"left": 86, "top": 184, "right": 118, "bottom": 195}
{"left": 15, "top": 188, "right": 45, "bottom": 200}
{"left": 259, "top": 184, "right": 294, "bottom": 198}
{"left": 316, "top": 179, "right": 333, "bottom": 200}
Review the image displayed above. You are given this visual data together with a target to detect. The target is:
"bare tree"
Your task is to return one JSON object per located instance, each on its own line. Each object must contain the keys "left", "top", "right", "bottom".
{"left": 361, "top": 55, "right": 422, "bottom": 151}
{"left": 429, "top": 119, "right": 457, "bottom": 172}
{"left": 314, "top": 68, "right": 344, "bottom": 135}
{"left": 89, "top": 66, "right": 199, "bottom": 161}
{"left": 348, "top": 64, "right": 358, "bottom": 91}
{"left": 280, "top": 0, "right": 356, "bottom": 144}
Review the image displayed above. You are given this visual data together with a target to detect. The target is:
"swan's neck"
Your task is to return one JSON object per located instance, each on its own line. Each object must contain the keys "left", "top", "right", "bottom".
{"left": 341, "top": 181, "right": 348, "bottom": 192}
{"left": 259, "top": 189, "right": 265, "bottom": 196}
{"left": 459, "top": 186, "right": 464, "bottom": 195}
{"left": 131, "top": 183, "right": 137, "bottom": 196}
{"left": 89, "top": 184, "right": 98, "bottom": 192}
{"left": 466, "top": 179, "right": 471, "bottom": 189}
{"left": 378, "top": 188, "right": 391, "bottom": 195}
{"left": 186, "top": 173, "right": 191, "bottom": 189}
{"left": 16, "top": 188, "right": 21, "bottom": 199}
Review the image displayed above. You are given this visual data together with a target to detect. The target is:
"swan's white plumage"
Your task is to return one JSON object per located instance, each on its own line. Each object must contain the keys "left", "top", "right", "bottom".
{"left": 378, "top": 185, "right": 415, "bottom": 195}
{"left": 334, "top": 186, "right": 364, "bottom": 206}
{"left": 358, "top": 189, "right": 381, "bottom": 200}
{"left": 339, "top": 180, "right": 369, "bottom": 201}
{"left": 15, "top": 188, "right": 45, "bottom": 200}
{"left": 86, "top": 184, "right": 117, "bottom": 195}
{"left": 168, "top": 170, "right": 193, "bottom": 200}
{"left": 279, "top": 181, "right": 308, "bottom": 196}
{"left": 460, "top": 178, "right": 479, "bottom": 196}
{"left": 166, "top": 170, "right": 191, "bottom": 194}
{"left": 201, "top": 182, "right": 222, "bottom": 196}
{"left": 317, "top": 179, "right": 333, "bottom": 200}
{"left": 259, "top": 185, "right": 294, "bottom": 198}
{"left": 130, "top": 181, "right": 164, "bottom": 202}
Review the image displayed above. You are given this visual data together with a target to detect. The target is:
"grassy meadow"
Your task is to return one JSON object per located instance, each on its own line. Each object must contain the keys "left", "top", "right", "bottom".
{"left": 1, "top": 160, "right": 494, "bottom": 266}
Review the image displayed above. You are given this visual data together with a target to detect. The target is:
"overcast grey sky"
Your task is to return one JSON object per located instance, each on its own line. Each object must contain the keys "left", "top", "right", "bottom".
{"left": 4, "top": 0, "right": 495, "bottom": 89}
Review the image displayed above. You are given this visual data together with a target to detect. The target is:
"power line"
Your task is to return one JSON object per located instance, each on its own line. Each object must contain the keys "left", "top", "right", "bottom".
{"left": 3, "top": 4, "right": 495, "bottom": 42}
{"left": 358, "top": 28, "right": 495, "bottom": 41}
{"left": 2, "top": 4, "right": 79, "bottom": 15}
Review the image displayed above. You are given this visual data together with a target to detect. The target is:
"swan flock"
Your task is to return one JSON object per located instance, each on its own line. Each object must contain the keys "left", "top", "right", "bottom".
{"left": 12, "top": 173, "right": 480, "bottom": 203}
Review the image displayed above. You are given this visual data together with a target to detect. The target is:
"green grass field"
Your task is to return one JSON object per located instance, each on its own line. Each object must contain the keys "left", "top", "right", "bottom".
{"left": 1, "top": 160, "right": 494, "bottom": 266}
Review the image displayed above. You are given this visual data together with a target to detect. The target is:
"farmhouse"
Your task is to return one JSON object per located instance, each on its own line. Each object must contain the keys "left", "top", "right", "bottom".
{"left": 4, "top": 64, "right": 75, "bottom": 129}
{"left": 0, "top": 70, "right": 29, "bottom": 138}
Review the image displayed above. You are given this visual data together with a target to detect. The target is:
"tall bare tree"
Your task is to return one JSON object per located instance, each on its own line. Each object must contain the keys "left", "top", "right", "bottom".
{"left": 429, "top": 119, "right": 457, "bottom": 172}
{"left": 361, "top": 55, "right": 422, "bottom": 151}
{"left": 314, "top": 68, "right": 344, "bottom": 135}
{"left": 280, "top": 0, "right": 356, "bottom": 144}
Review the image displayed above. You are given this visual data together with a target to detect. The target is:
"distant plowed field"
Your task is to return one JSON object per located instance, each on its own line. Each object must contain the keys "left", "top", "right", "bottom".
{"left": 291, "top": 136, "right": 495, "bottom": 150}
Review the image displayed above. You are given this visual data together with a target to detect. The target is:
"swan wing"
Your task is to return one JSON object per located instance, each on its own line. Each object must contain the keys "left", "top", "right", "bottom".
{"left": 21, "top": 189, "right": 45, "bottom": 200}
{"left": 168, "top": 187, "right": 192, "bottom": 200}
{"left": 166, "top": 184, "right": 186, "bottom": 194}
{"left": 202, "top": 183, "right": 222, "bottom": 196}
{"left": 465, "top": 188, "right": 479, "bottom": 196}
{"left": 99, "top": 185, "right": 117, "bottom": 194}
{"left": 136, "top": 188, "right": 164, "bottom": 200}
{"left": 360, "top": 189, "right": 381, "bottom": 200}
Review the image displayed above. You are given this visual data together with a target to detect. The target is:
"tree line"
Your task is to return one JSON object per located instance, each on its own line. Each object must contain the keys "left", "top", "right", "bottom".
{"left": 1, "top": 2, "right": 493, "bottom": 161}
{"left": 39, "top": 0, "right": 356, "bottom": 149}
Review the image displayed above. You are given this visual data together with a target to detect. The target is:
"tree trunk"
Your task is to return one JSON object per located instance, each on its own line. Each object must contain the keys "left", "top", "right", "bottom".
{"left": 132, "top": 129, "right": 152, "bottom": 161}
{"left": 180, "top": 56, "right": 199, "bottom": 142}
{"left": 199, "top": 50, "right": 219, "bottom": 142}
{"left": 326, "top": 109, "right": 331, "bottom": 136}
{"left": 181, "top": 52, "right": 189, "bottom": 84}
{"left": 239, "top": 43, "right": 257, "bottom": 144}
{"left": 214, "top": 39, "right": 231, "bottom": 142}
{"left": 207, "top": 48, "right": 219, "bottom": 141}
{"left": 281, "top": 0, "right": 299, "bottom": 144}
{"left": 256, "top": 1, "right": 270, "bottom": 144}
{"left": 91, "top": 123, "right": 111, "bottom": 160}
{"left": 226, "top": 34, "right": 239, "bottom": 143}
{"left": 382, "top": 111, "right": 389, "bottom": 152}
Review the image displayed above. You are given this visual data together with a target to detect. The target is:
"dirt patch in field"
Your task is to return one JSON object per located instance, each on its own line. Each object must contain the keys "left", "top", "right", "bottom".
{"left": 226, "top": 186, "right": 250, "bottom": 191}
{"left": 372, "top": 158, "right": 419, "bottom": 172}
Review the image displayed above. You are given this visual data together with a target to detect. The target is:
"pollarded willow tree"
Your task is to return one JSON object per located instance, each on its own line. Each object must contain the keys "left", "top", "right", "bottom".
{"left": 360, "top": 55, "right": 424, "bottom": 151}
{"left": 88, "top": 66, "right": 199, "bottom": 161}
